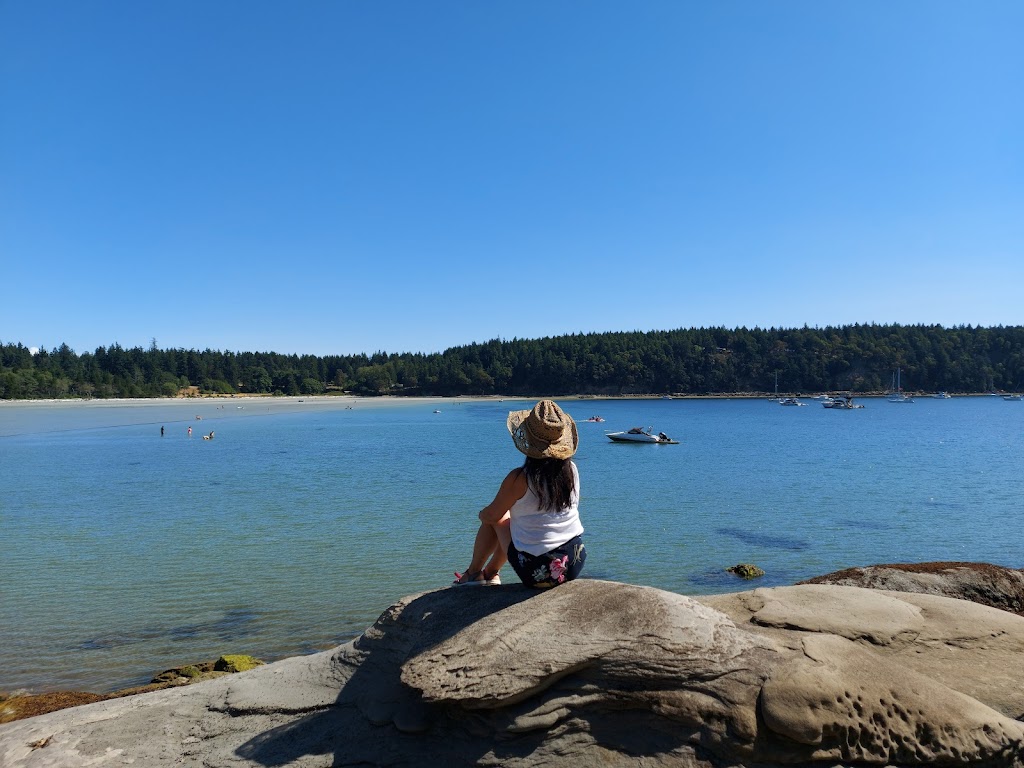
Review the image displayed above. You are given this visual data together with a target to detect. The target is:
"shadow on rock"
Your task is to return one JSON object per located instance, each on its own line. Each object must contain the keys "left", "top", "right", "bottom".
{"left": 235, "top": 584, "right": 539, "bottom": 766}
{"left": 236, "top": 579, "right": 1024, "bottom": 767}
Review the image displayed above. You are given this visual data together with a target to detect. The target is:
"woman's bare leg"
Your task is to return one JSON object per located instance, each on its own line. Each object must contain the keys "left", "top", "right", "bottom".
{"left": 459, "top": 513, "right": 511, "bottom": 582}
{"left": 484, "top": 513, "right": 511, "bottom": 578}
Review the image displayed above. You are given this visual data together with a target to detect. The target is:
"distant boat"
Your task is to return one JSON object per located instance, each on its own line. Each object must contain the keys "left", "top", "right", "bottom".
{"left": 822, "top": 395, "right": 864, "bottom": 409}
{"left": 932, "top": 392, "right": 951, "bottom": 399}
{"left": 887, "top": 368, "right": 914, "bottom": 403}
{"left": 606, "top": 427, "right": 678, "bottom": 444}
{"left": 1002, "top": 394, "right": 1023, "bottom": 401}
{"left": 433, "top": 409, "right": 442, "bottom": 413}
{"left": 584, "top": 416, "right": 605, "bottom": 422}
{"left": 771, "top": 373, "right": 803, "bottom": 405}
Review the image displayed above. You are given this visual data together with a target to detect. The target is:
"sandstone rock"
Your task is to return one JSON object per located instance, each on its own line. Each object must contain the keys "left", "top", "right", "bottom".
{"left": 800, "top": 561, "right": 1024, "bottom": 615}
{"left": 758, "top": 633, "right": 1022, "bottom": 763}
{"left": 699, "top": 584, "right": 1024, "bottom": 721}
{"left": 1, "top": 580, "right": 1023, "bottom": 767}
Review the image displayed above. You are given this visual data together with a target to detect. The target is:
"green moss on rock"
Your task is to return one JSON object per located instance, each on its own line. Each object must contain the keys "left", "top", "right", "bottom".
{"left": 150, "top": 661, "right": 217, "bottom": 684}
{"left": 726, "top": 563, "right": 765, "bottom": 579}
{"left": 214, "top": 654, "right": 264, "bottom": 673}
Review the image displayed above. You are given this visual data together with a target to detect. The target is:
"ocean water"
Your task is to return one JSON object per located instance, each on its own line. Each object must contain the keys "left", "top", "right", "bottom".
{"left": 1, "top": 394, "right": 1022, "bottom": 694}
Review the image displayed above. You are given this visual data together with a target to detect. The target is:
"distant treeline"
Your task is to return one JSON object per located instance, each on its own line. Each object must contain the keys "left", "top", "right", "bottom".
{"left": 2, "top": 324, "right": 1024, "bottom": 400}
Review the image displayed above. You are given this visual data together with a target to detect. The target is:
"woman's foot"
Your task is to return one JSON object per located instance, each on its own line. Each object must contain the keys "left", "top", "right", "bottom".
{"left": 452, "top": 570, "right": 501, "bottom": 586}
{"left": 453, "top": 570, "right": 482, "bottom": 585}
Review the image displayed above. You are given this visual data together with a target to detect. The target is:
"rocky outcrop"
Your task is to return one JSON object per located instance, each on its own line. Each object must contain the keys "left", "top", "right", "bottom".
{"left": 699, "top": 584, "right": 1024, "bottom": 725}
{"left": 2, "top": 579, "right": 1023, "bottom": 767}
{"left": 799, "top": 561, "right": 1024, "bottom": 615}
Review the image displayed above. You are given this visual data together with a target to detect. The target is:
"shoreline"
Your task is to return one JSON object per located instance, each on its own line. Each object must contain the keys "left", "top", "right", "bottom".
{"left": 0, "top": 390, "right": 1013, "bottom": 409}
{"left": 0, "top": 656, "right": 266, "bottom": 724}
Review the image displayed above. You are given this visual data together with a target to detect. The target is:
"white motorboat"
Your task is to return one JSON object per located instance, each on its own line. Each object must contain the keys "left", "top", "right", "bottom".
{"left": 606, "top": 427, "right": 679, "bottom": 444}
{"left": 1002, "top": 394, "right": 1023, "bottom": 401}
{"left": 932, "top": 392, "right": 951, "bottom": 399}
{"left": 822, "top": 395, "right": 864, "bottom": 409}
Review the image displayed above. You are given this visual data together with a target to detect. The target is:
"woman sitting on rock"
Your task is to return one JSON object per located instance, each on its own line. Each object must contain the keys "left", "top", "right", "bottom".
{"left": 454, "top": 400, "right": 586, "bottom": 588}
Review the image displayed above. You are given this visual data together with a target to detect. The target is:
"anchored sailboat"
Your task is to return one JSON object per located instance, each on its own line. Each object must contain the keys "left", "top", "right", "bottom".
{"left": 887, "top": 367, "right": 913, "bottom": 403}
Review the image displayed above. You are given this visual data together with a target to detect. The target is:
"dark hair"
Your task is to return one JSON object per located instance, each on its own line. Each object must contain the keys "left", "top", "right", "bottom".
{"left": 522, "top": 456, "right": 576, "bottom": 511}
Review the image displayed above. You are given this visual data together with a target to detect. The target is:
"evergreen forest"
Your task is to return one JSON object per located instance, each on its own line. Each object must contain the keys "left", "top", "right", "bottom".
{"left": 2, "top": 324, "right": 1024, "bottom": 400}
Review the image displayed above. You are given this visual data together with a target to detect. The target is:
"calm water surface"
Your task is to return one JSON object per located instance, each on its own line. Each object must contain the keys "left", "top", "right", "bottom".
{"left": 1, "top": 395, "right": 1021, "bottom": 693}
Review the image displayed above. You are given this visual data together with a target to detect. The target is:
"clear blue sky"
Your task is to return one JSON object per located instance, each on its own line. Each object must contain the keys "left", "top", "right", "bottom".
{"left": 2, "top": 2, "right": 1021, "bottom": 357}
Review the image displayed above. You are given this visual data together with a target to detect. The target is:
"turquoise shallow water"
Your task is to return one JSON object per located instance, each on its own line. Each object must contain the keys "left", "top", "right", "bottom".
{"left": 1, "top": 395, "right": 1022, "bottom": 693}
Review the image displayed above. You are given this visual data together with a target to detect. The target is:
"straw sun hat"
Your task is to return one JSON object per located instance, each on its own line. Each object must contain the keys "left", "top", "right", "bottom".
{"left": 506, "top": 400, "right": 578, "bottom": 459}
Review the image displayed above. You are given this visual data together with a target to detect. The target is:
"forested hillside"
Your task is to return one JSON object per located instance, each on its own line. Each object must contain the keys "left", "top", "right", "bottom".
{"left": 2, "top": 324, "right": 1023, "bottom": 399}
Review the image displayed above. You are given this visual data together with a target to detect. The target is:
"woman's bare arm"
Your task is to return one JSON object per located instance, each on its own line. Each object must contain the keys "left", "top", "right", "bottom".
{"left": 478, "top": 468, "right": 527, "bottom": 524}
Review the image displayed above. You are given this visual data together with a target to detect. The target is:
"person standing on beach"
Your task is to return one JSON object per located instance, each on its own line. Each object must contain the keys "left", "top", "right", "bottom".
{"left": 454, "top": 400, "right": 586, "bottom": 588}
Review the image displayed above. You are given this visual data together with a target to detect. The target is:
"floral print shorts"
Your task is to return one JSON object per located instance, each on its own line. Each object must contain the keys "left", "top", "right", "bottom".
{"left": 507, "top": 535, "right": 586, "bottom": 589}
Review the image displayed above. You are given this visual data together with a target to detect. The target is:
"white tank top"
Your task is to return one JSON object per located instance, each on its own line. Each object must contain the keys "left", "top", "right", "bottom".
{"left": 510, "top": 461, "right": 584, "bottom": 556}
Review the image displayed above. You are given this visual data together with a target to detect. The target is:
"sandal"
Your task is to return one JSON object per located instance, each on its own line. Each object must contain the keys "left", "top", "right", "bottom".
{"left": 452, "top": 570, "right": 482, "bottom": 586}
{"left": 452, "top": 570, "right": 501, "bottom": 587}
